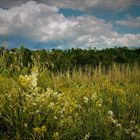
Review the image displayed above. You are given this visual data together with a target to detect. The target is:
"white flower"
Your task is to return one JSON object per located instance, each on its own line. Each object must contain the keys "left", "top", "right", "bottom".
{"left": 31, "top": 78, "right": 37, "bottom": 88}
{"left": 54, "top": 116, "right": 58, "bottom": 120}
{"left": 83, "top": 96, "right": 89, "bottom": 103}
{"left": 31, "top": 67, "right": 38, "bottom": 76}
{"left": 97, "top": 103, "right": 102, "bottom": 107}
{"left": 111, "top": 118, "right": 117, "bottom": 124}
{"left": 83, "top": 132, "right": 90, "bottom": 140}
{"left": 91, "top": 93, "right": 97, "bottom": 100}
{"left": 131, "top": 132, "right": 136, "bottom": 137}
{"left": 116, "top": 123, "right": 121, "bottom": 128}
{"left": 53, "top": 92, "right": 58, "bottom": 96}
{"left": 24, "top": 123, "right": 28, "bottom": 128}
{"left": 36, "top": 110, "right": 40, "bottom": 113}
{"left": 130, "top": 120, "right": 135, "bottom": 125}
{"left": 60, "top": 108, "right": 65, "bottom": 114}
{"left": 125, "top": 129, "right": 129, "bottom": 134}
{"left": 49, "top": 102, "right": 55, "bottom": 109}
{"left": 108, "top": 111, "right": 114, "bottom": 117}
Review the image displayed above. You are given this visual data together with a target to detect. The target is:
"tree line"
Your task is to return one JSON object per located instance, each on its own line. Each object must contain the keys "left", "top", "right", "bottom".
{"left": 0, "top": 46, "right": 140, "bottom": 74}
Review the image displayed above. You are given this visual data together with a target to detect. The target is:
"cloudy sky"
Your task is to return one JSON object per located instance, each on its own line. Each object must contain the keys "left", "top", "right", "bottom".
{"left": 0, "top": 0, "right": 140, "bottom": 49}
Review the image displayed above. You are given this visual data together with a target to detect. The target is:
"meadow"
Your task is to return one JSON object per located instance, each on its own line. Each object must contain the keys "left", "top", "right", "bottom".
{"left": 0, "top": 47, "right": 140, "bottom": 140}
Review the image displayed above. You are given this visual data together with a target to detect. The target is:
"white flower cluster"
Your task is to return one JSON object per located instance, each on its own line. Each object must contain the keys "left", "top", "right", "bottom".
{"left": 124, "top": 120, "right": 140, "bottom": 138}
{"left": 83, "top": 132, "right": 90, "bottom": 140}
{"left": 19, "top": 67, "right": 38, "bottom": 92}
{"left": 108, "top": 111, "right": 121, "bottom": 128}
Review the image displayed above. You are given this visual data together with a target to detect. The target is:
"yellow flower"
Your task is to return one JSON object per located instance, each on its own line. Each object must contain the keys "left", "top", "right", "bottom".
{"left": 33, "top": 127, "right": 41, "bottom": 134}
{"left": 41, "top": 125, "right": 47, "bottom": 132}
{"left": 19, "top": 75, "right": 30, "bottom": 87}
{"left": 53, "top": 132, "right": 60, "bottom": 140}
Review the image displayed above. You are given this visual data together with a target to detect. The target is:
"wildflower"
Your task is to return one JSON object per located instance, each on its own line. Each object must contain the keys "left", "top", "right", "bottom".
{"left": 83, "top": 96, "right": 89, "bottom": 103}
{"left": 116, "top": 123, "right": 121, "bottom": 128}
{"left": 97, "top": 103, "right": 102, "bottom": 107}
{"left": 131, "top": 132, "right": 136, "bottom": 137}
{"left": 130, "top": 120, "right": 135, "bottom": 125}
{"left": 108, "top": 115, "right": 117, "bottom": 124}
{"left": 83, "top": 132, "right": 90, "bottom": 140}
{"left": 53, "top": 132, "right": 60, "bottom": 140}
{"left": 96, "top": 99, "right": 102, "bottom": 107}
{"left": 53, "top": 92, "right": 58, "bottom": 96}
{"left": 19, "top": 75, "right": 30, "bottom": 87}
{"left": 36, "top": 110, "right": 40, "bottom": 113}
{"left": 41, "top": 125, "right": 47, "bottom": 132}
{"left": 125, "top": 129, "right": 129, "bottom": 134}
{"left": 91, "top": 93, "right": 97, "bottom": 100}
{"left": 108, "top": 116, "right": 113, "bottom": 120}
{"left": 24, "top": 123, "right": 28, "bottom": 128}
{"left": 33, "top": 127, "right": 41, "bottom": 134}
{"left": 108, "top": 111, "right": 114, "bottom": 117}
{"left": 111, "top": 118, "right": 117, "bottom": 124}
{"left": 30, "top": 77, "right": 37, "bottom": 88}
{"left": 31, "top": 67, "right": 38, "bottom": 76}
{"left": 24, "top": 74, "right": 37, "bottom": 89}
{"left": 54, "top": 116, "right": 58, "bottom": 120}
{"left": 60, "top": 108, "right": 65, "bottom": 114}
{"left": 49, "top": 102, "right": 55, "bottom": 109}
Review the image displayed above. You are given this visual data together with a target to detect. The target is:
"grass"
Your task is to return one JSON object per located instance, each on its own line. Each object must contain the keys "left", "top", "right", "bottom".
{"left": 0, "top": 63, "right": 140, "bottom": 140}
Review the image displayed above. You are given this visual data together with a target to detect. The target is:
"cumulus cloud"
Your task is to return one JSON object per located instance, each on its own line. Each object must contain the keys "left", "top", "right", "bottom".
{"left": 116, "top": 16, "right": 140, "bottom": 28}
{"left": 0, "top": 0, "right": 140, "bottom": 12}
{"left": 0, "top": 1, "right": 139, "bottom": 49}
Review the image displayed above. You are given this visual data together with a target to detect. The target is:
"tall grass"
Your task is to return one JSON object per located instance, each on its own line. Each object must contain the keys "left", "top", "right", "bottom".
{"left": 0, "top": 59, "right": 140, "bottom": 139}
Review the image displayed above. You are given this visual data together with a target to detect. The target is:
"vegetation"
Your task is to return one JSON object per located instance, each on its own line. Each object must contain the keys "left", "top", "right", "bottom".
{"left": 0, "top": 46, "right": 140, "bottom": 75}
{"left": 0, "top": 46, "right": 140, "bottom": 139}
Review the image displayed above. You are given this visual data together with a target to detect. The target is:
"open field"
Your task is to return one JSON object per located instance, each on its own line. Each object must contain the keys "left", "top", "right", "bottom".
{"left": 0, "top": 62, "right": 140, "bottom": 139}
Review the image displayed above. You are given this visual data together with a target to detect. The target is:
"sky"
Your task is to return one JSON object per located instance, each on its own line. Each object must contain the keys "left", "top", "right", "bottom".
{"left": 0, "top": 0, "right": 140, "bottom": 49}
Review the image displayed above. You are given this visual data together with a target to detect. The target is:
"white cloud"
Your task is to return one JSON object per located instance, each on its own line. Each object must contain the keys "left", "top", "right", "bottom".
{"left": 46, "top": 0, "right": 140, "bottom": 12}
{"left": 116, "top": 16, "right": 140, "bottom": 28}
{"left": 0, "top": 0, "right": 140, "bottom": 12}
{"left": 0, "top": 1, "right": 140, "bottom": 49}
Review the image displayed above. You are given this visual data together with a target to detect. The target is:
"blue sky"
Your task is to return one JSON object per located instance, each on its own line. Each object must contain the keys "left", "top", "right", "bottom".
{"left": 0, "top": 0, "right": 140, "bottom": 49}
{"left": 59, "top": 6, "right": 140, "bottom": 34}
